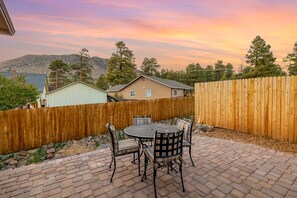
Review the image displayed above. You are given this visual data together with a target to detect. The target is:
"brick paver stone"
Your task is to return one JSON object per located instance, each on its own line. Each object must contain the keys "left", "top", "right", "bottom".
{"left": 0, "top": 135, "right": 297, "bottom": 197}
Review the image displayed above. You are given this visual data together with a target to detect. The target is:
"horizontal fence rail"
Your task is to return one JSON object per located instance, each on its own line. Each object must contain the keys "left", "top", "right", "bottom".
{"left": 195, "top": 76, "right": 297, "bottom": 144}
{"left": 0, "top": 96, "right": 194, "bottom": 154}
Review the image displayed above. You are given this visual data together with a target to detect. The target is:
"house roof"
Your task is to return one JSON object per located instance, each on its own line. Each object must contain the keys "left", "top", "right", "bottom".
{"left": 106, "top": 84, "right": 126, "bottom": 92}
{"left": 46, "top": 81, "right": 107, "bottom": 95}
{"left": 145, "top": 75, "right": 194, "bottom": 90}
{"left": 0, "top": 72, "right": 46, "bottom": 92}
{"left": 107, "top": 75, "right": 194, "bottom": 92}
{"left": 0, "top": 0, "right": 15, "bottom": 36}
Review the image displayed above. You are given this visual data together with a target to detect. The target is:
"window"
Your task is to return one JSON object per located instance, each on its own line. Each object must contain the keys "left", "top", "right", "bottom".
{"left": 145, "top": 89, "right": 151, "bottom": 97}
{"left": 130, "top": 90, "right": 135, "bottom": 97}
{"left": 173, "top": 89, "right": 177, "bottom": 96}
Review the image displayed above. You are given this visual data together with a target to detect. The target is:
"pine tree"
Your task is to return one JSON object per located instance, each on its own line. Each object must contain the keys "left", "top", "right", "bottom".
{"left": 140, "top": 57, "right": 160, "bottom": 76}
{"left": 106, "top": 41, "right": 137, "bottom": 86}
{"left": 48, "top": 59, "right": 71, "bottom": 90}
{"left": 96, "top": 74, "right": 109, "bottom": 90}
{"left": 225, "top": 63, "right": 234, "bottom": 79}
{"left": 204, "top": 65, "right": 215, "bottom": 82}
{"left": 71, "top": 48, "right": 94, "bottom": 84}
{"left": 214, "top": 60, "right": 226, "bottom": 81}
{"left": 244, "top": 36, "right": 285, "bottom": 78}
{"left": 283, "top": 42, "right": 297, "bottom": 75}
{"left": 185, "top": 63, "right": 204, "bottom": 86}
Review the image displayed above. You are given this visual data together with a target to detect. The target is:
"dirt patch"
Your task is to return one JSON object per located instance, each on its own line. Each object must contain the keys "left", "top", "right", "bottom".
{"left": 198, "top": 128, "right": 297, "bottom": 155}
{"left": 56, "top": 141, "right": 94, "bottom": 156}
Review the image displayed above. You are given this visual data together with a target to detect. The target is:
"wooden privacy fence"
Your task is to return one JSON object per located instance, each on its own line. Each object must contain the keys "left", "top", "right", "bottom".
{"left": 0, "top": 96, "right": 194, "bottom": 154}
{"left": 195, "top": 76, "right": 297, "bottom": 144}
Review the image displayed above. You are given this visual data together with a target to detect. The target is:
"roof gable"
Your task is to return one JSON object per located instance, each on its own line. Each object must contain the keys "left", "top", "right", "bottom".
{"left": 46, "top": 81, "right": 107, "bottom": 95}
{"left": 143, "top": 75, "right": 194, "bottom": 90}
{"left": 107, "top": 75, "right": 194, "bottom": 92}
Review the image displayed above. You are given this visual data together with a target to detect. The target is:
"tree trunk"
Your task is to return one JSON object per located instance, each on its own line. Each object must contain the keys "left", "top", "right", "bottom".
{"left": 80, "top": 54, "right": 83, "bottom": 81}
{"left": 56, "top": 64, "right": 59, "bottom": 89}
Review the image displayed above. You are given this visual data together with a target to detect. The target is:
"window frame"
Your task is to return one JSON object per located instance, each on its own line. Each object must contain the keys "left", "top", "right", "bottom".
{"left": 145, "top": 89, "right": 152, "bottom": 97}
{"left": 173, "top": 89, "right": 178, "bottom": 96}
{"left": 130, "top": 90, "right": 135, "bottom": 97}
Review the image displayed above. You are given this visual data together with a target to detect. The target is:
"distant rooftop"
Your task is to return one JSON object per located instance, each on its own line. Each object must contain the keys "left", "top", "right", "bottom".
{"left": 107, "top": 75, "right": 194, "bottom": 92}
{"left": 0, "top": 71, "right": 46, "bottom": 92}
{"left": 144, "top": 75, "right": 194, "bottom": 90}
{"left": 0, "top": 0, "right": 15, "bottom": 36}
{"left": 106, "top": 84, "right": 126, "bottom": 92}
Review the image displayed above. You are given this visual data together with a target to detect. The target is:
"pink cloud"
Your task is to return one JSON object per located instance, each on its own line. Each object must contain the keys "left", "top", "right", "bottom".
{"left": 1, "top": 0, "right": 297, "bottom": 71}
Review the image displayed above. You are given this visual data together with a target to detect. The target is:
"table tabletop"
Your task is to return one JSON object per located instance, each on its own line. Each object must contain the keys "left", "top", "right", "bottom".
{"left": 124, "top": 123, "right": 179, "bottom": 140}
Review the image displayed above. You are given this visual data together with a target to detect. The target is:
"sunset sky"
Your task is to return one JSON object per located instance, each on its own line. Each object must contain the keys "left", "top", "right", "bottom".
{"left": 1, "top": 0, "right": 297, "bottom": 72}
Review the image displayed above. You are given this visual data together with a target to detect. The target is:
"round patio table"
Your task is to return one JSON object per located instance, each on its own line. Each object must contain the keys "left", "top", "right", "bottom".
{"left": 124, "top": 123, "right": 180, "bottom": 170}
{"left": 124, "top": 123, "right": 179, "bottom": 140}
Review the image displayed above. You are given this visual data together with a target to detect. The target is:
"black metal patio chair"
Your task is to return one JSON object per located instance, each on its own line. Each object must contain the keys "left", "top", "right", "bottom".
{"left": 106, "top": 121, "right": 140, "bottom": 182}
{"left": 141, "top": 129, "right": 185, "bottom": 198}
{"left": 176, "top": 117, "right": 195, "bottom": 166}
{"left": 133, "top": 115, "right": 152, "bottom": 125}
{"left": 132, "top": 115, "right": 153, "bottom": 161}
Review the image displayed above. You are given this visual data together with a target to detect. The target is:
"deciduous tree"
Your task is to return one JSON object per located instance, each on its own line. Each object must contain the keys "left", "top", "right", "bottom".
{"left": 0, "top": 75, "right": 39, "bottom": 110}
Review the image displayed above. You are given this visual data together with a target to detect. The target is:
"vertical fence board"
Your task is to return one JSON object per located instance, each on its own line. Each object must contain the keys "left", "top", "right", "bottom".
{"left": 292, "top": 76, "right": 297, "bottom": 143}
{"left": 195, "top": 76, "right": 297, "bottom": 144}
{"left": 0, "top": 97, "right": 194, "bottom": 154}
{"left": 267, "top": 77, "right": 273, "bottom": 138}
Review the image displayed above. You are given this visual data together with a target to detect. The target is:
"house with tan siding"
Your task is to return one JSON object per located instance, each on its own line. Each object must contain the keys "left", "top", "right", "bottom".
{"left": 107, "top": 75, "right": 194, "bottom": 100}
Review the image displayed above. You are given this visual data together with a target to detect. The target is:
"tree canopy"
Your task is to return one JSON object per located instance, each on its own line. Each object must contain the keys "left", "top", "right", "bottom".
{"left": 284, "top": 42, "right": 297, "bottom": 75}
{"left": 71, "top": 48, "right": 94, "bottom": 84}
{"left": 96, "top": 74, "right": 109, "bottom": 90}
{"left": 140, "top": 57, "right": 160, "bottom": 76}
{"left": 244, "top": 35, "right": 285, "bottom": 78}
{"left": 0, "top": 75, "right": 39, "bottom": 111}
{"left": 48, "top": 59, "right": 71, "bottom": 91}
{"left": 106, "top": 41, "right": 137, "bottom": 86}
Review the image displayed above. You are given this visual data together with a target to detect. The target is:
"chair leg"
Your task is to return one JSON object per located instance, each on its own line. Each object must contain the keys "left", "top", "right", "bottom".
{"left": 180, "top": 161, "right": 185, "bottom": 192}
{"left": 110, "top": 157, "right": 116, "bottom": 182}
{"left": 141, "top": 154, "right": 147, "bottom": 182}
{"left": 132, "top": 153, "right": 135, "bottom": 164}
{"left": 153, "top": 166, "right": 158, "bottom": 198}
{"left": 189, "top": 146, "right": 194, "bottom": 166}
{"left": 138, "top": 150, "right": 141, "bottom": 176}
{"left": 109, "top": 155, "right": 113, "bottom": 169}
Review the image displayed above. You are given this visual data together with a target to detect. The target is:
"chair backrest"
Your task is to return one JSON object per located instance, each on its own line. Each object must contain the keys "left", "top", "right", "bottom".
{"left": 133, "top": 115, "right": 152, "bottom": 125}
{"left": 153, "top": 130, "right": 184, "bottom": 163}
{"left": 176, "top": 117, "right": 194, "bottom": 143}
{"left": 106, "top": 121, "right": 119, "bottom": 155}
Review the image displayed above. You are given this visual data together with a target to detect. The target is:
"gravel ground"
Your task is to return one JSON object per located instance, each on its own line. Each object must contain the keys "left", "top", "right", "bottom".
{"left": 198, "top": 127, "right": 297, "bottom": 155}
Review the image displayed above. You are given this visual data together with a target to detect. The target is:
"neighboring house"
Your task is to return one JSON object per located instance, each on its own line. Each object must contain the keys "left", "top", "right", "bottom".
{"left": 107, "top": 75, "right": 194, "bottom": 100}
{"left": 45, "top": 81, "right": 107, "bottom": 107}
{"left": 0, "top": 0, "right": 15, "bottom": 36}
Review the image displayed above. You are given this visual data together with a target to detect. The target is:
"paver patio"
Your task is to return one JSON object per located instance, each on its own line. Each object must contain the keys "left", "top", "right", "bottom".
{"left": 1, "top": 135, "right": 297, "bottom": 198}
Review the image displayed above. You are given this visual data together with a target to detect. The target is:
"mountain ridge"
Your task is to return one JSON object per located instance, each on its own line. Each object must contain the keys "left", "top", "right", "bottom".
{"left": 0, "top": 54, "right": 109, "bottom": 78}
